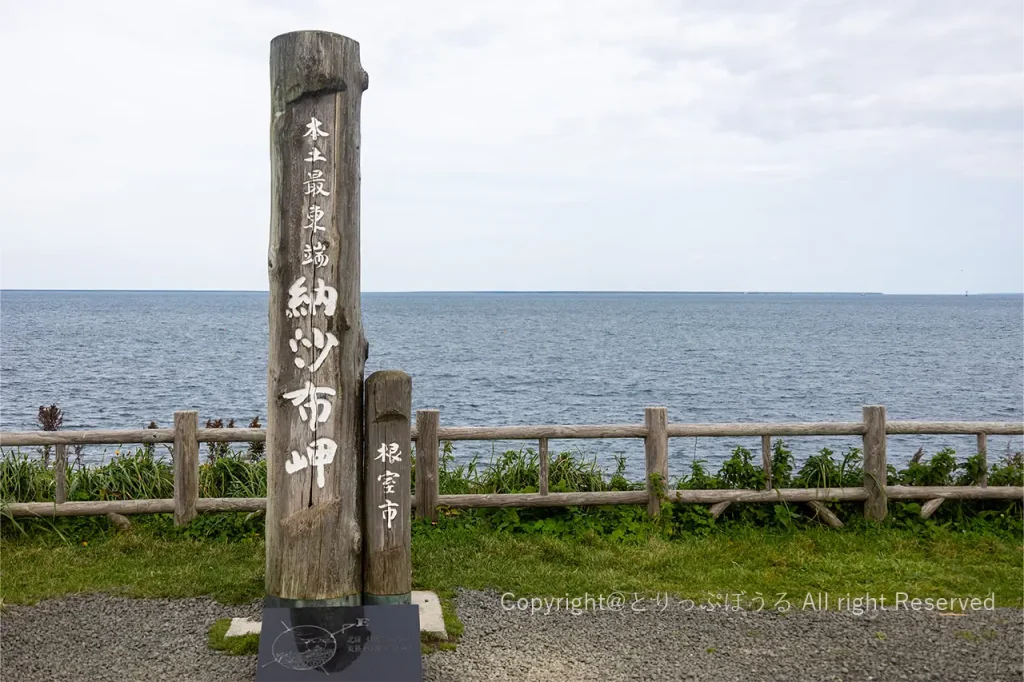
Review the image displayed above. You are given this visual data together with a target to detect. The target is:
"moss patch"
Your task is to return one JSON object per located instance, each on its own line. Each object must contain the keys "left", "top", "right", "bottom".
{"left": 207, "top": 617, "right": 260, "bottom": 656}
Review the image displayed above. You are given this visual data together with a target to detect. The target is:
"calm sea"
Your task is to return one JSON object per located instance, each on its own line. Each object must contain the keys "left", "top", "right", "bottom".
{"left": 2, "top": 291, "right": 1021, "bottom": 478}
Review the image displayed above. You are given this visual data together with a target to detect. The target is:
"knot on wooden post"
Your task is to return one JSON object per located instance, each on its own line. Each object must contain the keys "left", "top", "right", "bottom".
{"left": 270, "top": 31, "right": 366, "bottom": 105}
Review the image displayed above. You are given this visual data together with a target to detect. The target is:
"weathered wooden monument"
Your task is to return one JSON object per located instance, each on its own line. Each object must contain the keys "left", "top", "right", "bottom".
{"left": 262, "top": 29, "right": 420, "bottom": 680}
{"left": 266, "top": 27, "right": 369, "bottom": 610}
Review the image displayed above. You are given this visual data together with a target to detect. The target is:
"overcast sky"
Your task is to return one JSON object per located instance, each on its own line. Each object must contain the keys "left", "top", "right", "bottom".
{"left": 0, "top": 1, "right": 1021, "bottom": 293}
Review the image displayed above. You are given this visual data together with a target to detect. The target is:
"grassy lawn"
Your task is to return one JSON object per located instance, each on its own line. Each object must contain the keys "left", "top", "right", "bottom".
{"left": 3, "top": 526, "right": 1020, "bottom": 609}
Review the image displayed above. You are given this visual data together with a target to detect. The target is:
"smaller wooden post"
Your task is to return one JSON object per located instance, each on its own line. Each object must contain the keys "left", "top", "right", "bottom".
{"left": 977, "top": 432, "right": 988, "bottom": 487}
{"left": 364, "top": 371, "right": 412, "bottom": 605}
{"left": 761, "top": 434, "right": 772, "bottom": 490}
{"left": 415, "top": 410, "right": 440, "bottom": 522}
{"left": 54, "top": 443, "right": 68, "bottom": 504}
{"left": 173, "top": 411, "right": 199, "bottom": 526}
{"left": 862, "top": 405, "right": 887, "bottom": 522}
{"left": 644, "top": 407, "right": 669, "bottom": 517}
{"left": 539, "top": 437, "right": 549, "bottom": 495}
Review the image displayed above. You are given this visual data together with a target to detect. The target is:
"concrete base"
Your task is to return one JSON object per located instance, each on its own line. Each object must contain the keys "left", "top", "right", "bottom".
{"left": 225, "top": 590, "right": 447, "bottom": 641}
{"left": 411, "top": 590, "right": 447, "bottom": 640}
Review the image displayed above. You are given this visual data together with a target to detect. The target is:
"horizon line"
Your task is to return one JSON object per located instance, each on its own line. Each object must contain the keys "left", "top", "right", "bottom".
{"left": 2, "top": 289, "right": 1022, "bottom": 296}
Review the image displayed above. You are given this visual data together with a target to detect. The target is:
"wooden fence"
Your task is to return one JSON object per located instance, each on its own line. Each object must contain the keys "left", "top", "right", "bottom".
{"left": 2, "top": 406, "right": 1022, "bottom": 527}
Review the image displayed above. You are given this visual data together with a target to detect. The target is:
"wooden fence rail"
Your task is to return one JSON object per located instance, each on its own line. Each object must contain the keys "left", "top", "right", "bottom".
{"left": 2, "top": 407, "right": 1022, "bottom": 525}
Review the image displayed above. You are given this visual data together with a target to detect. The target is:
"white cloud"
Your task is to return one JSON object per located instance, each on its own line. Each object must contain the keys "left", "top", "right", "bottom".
{"left": 0, "top": 0, "right": 1020, "bottom": 292}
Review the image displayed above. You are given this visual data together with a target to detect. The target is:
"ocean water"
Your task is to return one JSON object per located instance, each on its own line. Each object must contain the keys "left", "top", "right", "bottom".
{"left": 1, "top": 291, "right": 1021, "bottom": 478}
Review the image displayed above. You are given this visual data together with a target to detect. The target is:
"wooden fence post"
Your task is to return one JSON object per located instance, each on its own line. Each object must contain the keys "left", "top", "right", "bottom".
{"left": 761, "top": 434, "right": 772, "bottom": 490}
{"left": 54, "top": 443, "right": 67, "bottom": 504}
{"left": 644, "top": 407, "right": 668, "bottom": 517}
{"left": 539, "top": 437, "right": 549, "bottom": 495}
{"left": 364, "top": 371, "right": 412, "bottom": 605}
{"left": 863, "top": 405, "right": 887, "bottom": 522}
{"left": 173, "top": 411, "right": 199, "bottom": 526}
{"left": 978, "top": 433, "right": 988, "bottom": 487}
{"left": 265, "top": 30, "right": 369, "bottom": 607}
{"left": 415, "top": 410, "right": 439, "bottom": 522}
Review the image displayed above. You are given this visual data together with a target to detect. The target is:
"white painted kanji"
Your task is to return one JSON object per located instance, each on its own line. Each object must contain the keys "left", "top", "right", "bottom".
{"left": 285, "top": 437, "right": 337, "bottom": 488}
{"left": 288, "top": 327, "right": 339, "bottom": 372}
{"left": 302, "top": 241, "right": 330, "bottom": 267}
{"left": 305, "top": 146, "right": 327, "bottom": 163}
{"left": 285, "top": 277, "right": 338, "bottom": 319}
{"left": 377, "top": 442, "right": 402, "bottom": 530}
{"left": 282, "top": 381, "right": 336, "bottom": 431}
{"left": 303, "top": 117, "right": 329, "bottom": 141}
{"left": 303, "top": 205, "right": 325, "bottom": 233}
{"left": 303, "top": 170, "right": 330, "bottom": 197}
{"left": 378, "top": 499, "right": 398, "bottom": 529}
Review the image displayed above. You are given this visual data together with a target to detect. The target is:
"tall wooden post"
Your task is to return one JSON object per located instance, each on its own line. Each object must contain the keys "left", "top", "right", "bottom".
{"left": 644, "top": 407, "right": 669, "bottom": 517}
{"left": 364, "top": 371, "right": 412, "bottom": 604}
{"left": 863, "top": 405, "right": 888, "bottom": 522}
{"left": 266, "top": 31, "right": 370, "bottom": 606}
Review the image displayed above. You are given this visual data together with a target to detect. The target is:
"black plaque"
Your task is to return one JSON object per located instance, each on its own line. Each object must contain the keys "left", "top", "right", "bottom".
{"left": 256, "top": 604, "right": 421, "bottom": 681}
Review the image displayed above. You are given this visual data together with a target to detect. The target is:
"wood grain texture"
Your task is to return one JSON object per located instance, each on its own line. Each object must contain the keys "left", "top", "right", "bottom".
{"left": 806, "top": 500, "right": 844, "bottom": 528}
{"left": 266, "top": 30, "right": 367, "bottom": 603}
{"left": 438, "top": 491, "right": 649, "bottom": 508}
{"left": 0, "top": 430, "right": 175, "bottom": 446}
{"left": 920, "top": 497, "right": 945, "bottom": 518}
{"left": 709, "top": 501, "right": 731, "bottom": 519}
{"left": 862, "top": 406, "right": 887, "bottom": 522}
{"left": 666, "top": 422, "right": 866, "bottom": 437}
{"left": 644, "top": 407, "right": 668, "bottom": 517}
{"left": 887, "top": 485, "right": 1023, "bottom": 500}
{"left": 415, "top": 410, "right": 439, "bottom": 522}
{"left": 173, "top": 411, "right": 199, "bottom": 526}
{"left": 197, "top": 428, "right": 265, "bottom": 443}
{"left": 436, "top": 424, "right": 646, "bottom": 440}
{"left": 539, "top": 437, "right": 549, "bottom": 496}
{"left": 978, "top": 433, "right": 988, "bottom": 487}
{"left": 363, "top": 371, "right": 412, "bottom": 603}
{"left": 669, "top": 488, "right": 869, "bottom": 503}
{"left": 55, "top": 444, "right": 67, "bottom": 504}
{"left": 6, "top": 498, "right": 266, "bottom": 517}
{"left": 761, "top": 434, "right": 772, "bottom": 491}
{"left": 886, "top": 421, "right": 1022, "bottom": 435}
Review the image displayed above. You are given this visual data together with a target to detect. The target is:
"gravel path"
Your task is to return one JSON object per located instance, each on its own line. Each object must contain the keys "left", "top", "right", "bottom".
{"left": 426, "top": 590, "right": 1024, "bottom": 682}
{"left": 2, "top": 591, "right": 1021, "bottom": 681}
{"left": 1, "top": 595, "right": 262, "bottom": 682}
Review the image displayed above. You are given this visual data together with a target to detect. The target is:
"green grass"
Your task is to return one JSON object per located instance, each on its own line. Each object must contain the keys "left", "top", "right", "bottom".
{"left": 208, "top": 617, "right": 260, "bottom": 655}
{"left": 2, "top": 525, "right": 1020, "bottom": 610}
{"left": 409, "top": 525, "right": 1023, "bottom": 608}
{"left": 1, "top": 534, "right": 264, "bottom": 607}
